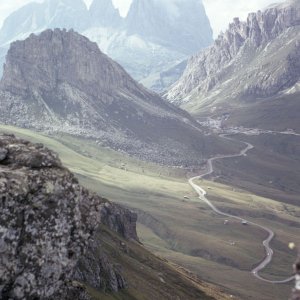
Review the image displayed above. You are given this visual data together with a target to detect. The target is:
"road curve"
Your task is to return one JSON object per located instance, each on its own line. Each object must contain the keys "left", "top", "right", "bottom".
{"left": 189, "top": 137, "right": 295, "bottom": 284}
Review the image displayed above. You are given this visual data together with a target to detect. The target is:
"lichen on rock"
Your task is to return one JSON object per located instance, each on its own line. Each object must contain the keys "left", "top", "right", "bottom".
{"left": 0, "top": 134, "right": 138, "bottom": 299}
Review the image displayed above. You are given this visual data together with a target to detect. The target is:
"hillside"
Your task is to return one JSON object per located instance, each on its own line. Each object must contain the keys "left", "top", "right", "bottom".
{"left": 0, "top": 29, "right": 238, "bottom": 167}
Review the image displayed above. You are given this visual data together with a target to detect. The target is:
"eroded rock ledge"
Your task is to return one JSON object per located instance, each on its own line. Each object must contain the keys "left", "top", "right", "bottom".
{"left": 0, "top": 134, "right": 138, "bottom": 299}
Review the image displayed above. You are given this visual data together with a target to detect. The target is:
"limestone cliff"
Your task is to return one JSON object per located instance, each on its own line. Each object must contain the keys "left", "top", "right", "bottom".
{"left": 166, "top": 0, "right": 300, "bottom": 109}
{"left": 0, "top": 134, "right": 138, "bottom": 299}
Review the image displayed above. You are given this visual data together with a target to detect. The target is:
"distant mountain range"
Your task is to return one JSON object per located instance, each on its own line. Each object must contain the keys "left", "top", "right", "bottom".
{"left": 0, "top": 0, "right": 213, "bottom": 92}
{"left": 166, "top": 0, "right": 300, "bottom": 130}
{"left": 0, "top": 29, "right": 235, "bottom": 166}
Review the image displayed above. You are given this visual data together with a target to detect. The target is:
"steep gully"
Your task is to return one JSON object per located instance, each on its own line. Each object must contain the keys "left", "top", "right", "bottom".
{"left": 189, "top": 133, "right": 295, "bottom": 284}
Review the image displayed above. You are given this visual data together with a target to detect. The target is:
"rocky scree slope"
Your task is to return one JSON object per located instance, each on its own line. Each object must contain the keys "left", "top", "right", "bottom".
{"left": 0, "top": 133, "right": 138, "bottom": 299}
{"left": 0, "top": 29, "right": 237, "bottom": 167}
{"left": 166, "top": 0, "right": 300, "bottom": 115}
{"left": 0, "top": 0, "right": 213, "bottom": 91}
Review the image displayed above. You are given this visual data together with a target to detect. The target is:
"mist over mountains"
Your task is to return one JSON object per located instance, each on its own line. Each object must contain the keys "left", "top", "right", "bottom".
{"left": 0, "top": 0, "right": 213, "bottom": 91}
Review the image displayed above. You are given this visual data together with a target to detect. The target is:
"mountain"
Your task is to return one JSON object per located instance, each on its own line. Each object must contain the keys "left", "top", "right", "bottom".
{"left": 0, "top": 0, "right": 89, "bottom": 45}
{"left": 1, "top": 134, "right": 231, "bottom": 300}
{"left": 0, "top": 0, "right": 89, "bottom": 82}
{"left": 89, "top": 0, "right": 122, "bottom": 27}
{"left": 0, "top": 133, "right": 136, "bottom": 299}
{"left": 126, "top": 0, "right": 212, "bottom": 54}
{"left": 0, "top": 29, "right": 236, "bottom": 166}
{"left": 166, "top": 0, "right": 300, "bottom": 129}
{"left": 0, "top": 0, "right": 213, "bottom": 92}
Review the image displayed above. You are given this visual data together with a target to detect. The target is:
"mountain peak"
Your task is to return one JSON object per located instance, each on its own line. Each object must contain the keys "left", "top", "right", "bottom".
{"left": 126, "top": 0, "right": 213, "bottom": 54}
{"left": 166, "top": 0, "right": 300, "bottom": 104}
{"left": 89, "top": 0, "right": 122, "bottom": 26}
{"left": 1, "top": 28, "right": 110, "bottom": 96}
{"left": 0, "top": 0, "right": 88, "bottom": 46}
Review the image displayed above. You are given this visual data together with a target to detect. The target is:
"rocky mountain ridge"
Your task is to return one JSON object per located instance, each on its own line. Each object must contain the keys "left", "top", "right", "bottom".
{"left": 0, "top": 29, "right": 237, "bottom": 167}
{"left": 0, "top": 0, "right": 213, "bottom": 91}
{"left": 166, "top": 0, "right": 300, "bottom": 111}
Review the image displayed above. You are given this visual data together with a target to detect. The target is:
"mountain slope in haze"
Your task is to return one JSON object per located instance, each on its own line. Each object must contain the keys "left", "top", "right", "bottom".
{"left": 166, "top": 0, "right": 300, "bottom": 129}
{"left": 0, "top": 0, "right": 213, "bottom": 92}
{"left": 0, "top": 0, "right": 89, "bottom": 44}
{"left": 0, "top": 29, "right": 236, "bottom": 166}
{"left": 126, "top": 0, "right": 212, "bottom": 55}
{"left": 89, "top": 0, "right": 122, "bottom": 27}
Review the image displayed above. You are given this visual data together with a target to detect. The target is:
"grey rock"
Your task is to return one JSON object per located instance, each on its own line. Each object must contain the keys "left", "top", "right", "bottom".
{"left": 126, "top": 0, "right": 212, "bottom": 55}
{"left": 100, "top": 202, "right": 138, "bottom": 241}
{"left": 74, "top": 235, "right": 127, "bottom": 293}
{"left": 89, "top": 0, "right": 122, "bottom": 27}
{"left": 166, "top": 0, "right": 300, "bottom": 105}
{"left": 0, "top": 134, "right": 138, "bottom": 299}
{"left": 0, "top": 147, "right": 7, "bottom": 161}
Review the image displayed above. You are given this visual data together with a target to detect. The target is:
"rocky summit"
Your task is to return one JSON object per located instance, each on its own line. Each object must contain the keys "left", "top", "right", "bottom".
{"left": 0, "top": 0, "right": 213, "bottom": 91}
{"left": 166, "top": 0, "right": 300, "bottom": 111}
{"left": 0, "top": 134, "right": 138, "bottom": 299}
{"left": 0, "top": 28, "right": 237, "bottom": 167}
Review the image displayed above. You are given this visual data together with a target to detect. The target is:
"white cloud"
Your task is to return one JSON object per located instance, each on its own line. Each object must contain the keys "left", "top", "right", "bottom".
{"left": 202, "top": 0, "right": 285, "bottom": 37}
{"left": 0, "top": 0, "right": 285, "bottom": 37}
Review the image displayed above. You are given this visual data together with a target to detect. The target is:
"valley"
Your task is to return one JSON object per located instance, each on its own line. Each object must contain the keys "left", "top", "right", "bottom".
{"left": 189, "top": 136, "right": 295, "bottom": 284}
{"left": 1, "top": 124, "right": 298, "bottom": 300}
{"left": 198, "top": 118, "right": 300, "bottom": 207}
{"left": 0, "top": 0, "right": 299, "bottom": 298}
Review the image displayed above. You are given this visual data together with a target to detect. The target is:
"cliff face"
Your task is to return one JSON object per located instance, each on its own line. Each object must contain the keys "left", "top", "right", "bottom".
{"left": 126, "top": 0, "right": 212, "bottom": 54}
{"left": 0, "top": 134, "right": 138, "bottom": 299}
{"left": 166, "top": 0, "right": 300, "bottom": 108}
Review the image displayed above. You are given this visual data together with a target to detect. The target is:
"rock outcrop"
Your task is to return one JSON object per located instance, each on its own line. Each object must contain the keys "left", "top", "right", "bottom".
{"left": 0, "top": 134, "right": 138, "bottom": 299}
{"left": 0, "top": 28, "right": 237, "bottom": 167}
{"left": 166, "top": 0, "right": 300, "bottom": 108}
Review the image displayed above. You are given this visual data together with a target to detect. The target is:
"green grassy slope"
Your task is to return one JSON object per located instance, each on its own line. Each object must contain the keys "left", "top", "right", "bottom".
{"left": 0, "top": 125, "right": 297, "bottom": 300}
{"left": 85, "top": 226, "right": 235, "bottom": 300}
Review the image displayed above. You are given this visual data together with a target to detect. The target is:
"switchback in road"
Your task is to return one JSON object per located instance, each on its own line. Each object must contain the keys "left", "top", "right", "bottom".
{"left": 189, "top": 136, "right": 295, "bottom": 284}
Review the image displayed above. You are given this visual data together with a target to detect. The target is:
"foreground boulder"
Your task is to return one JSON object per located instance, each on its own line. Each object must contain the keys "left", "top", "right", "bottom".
{"left": 0, "top": 134, "right": 137, "bottom": 299}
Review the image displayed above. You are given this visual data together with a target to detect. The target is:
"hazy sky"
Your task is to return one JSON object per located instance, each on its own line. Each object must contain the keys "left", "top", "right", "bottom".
{"left": 0, "top": 0, "right": 284, "bottom": 37}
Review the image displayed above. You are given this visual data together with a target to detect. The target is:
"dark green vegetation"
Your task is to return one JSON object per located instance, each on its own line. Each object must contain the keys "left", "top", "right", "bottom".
{"left": 1, "top": 125, "right": 298, "bottom": 299}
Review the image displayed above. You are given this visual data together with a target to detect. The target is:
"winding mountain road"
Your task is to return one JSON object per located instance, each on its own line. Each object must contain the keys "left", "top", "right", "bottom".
{"left": 189, "top": 137, "right": 295, "bottom": 284}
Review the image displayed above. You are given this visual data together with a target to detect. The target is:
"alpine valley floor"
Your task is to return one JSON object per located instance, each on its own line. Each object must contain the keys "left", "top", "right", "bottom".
{"left": 1, "top": 125, "right": 299, "bottom": 300}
